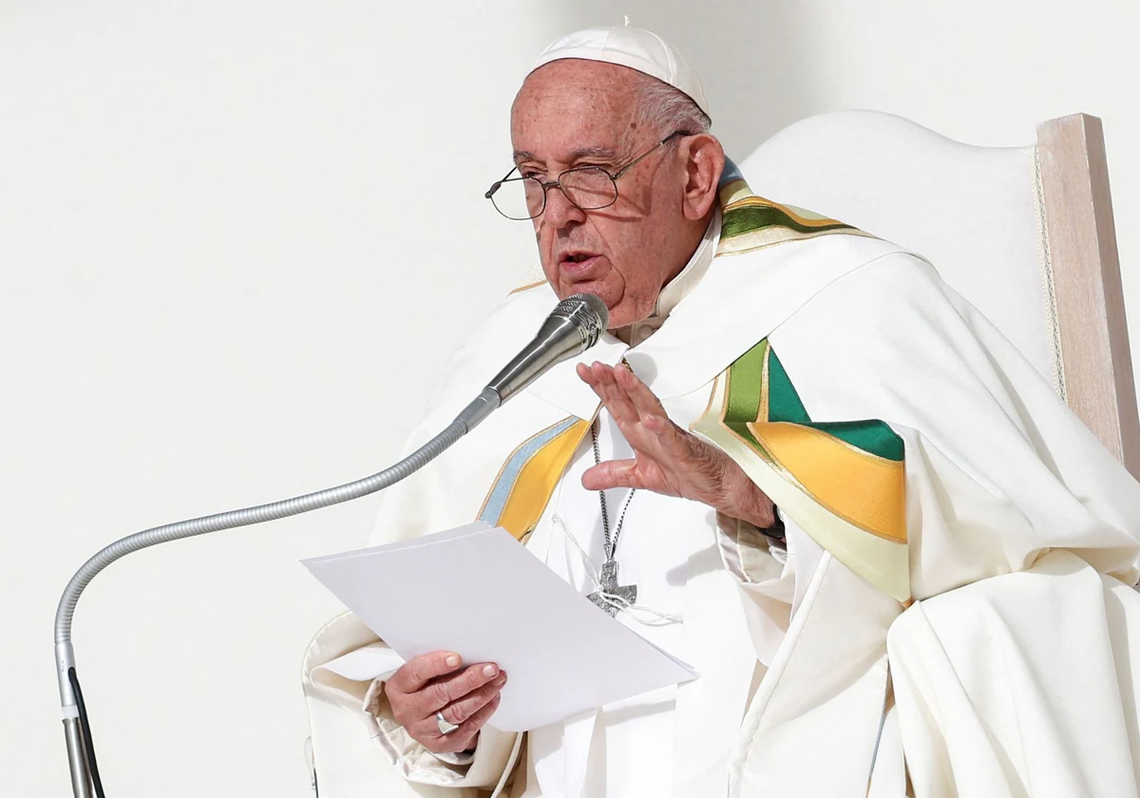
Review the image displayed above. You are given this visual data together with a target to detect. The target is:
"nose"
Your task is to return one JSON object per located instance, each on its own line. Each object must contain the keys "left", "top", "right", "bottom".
{"left": 542, "top": 184, "right": 586, "bottom": 230}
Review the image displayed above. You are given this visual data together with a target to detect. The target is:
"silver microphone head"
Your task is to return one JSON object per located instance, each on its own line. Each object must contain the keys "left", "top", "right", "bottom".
{"left": 552, "top": 293, "right": 610, "bottom": 349}
{"left": 478, "top": 293, "right": 610, "bottom": 408}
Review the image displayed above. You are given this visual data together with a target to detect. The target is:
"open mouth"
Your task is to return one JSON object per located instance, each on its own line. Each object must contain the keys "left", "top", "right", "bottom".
{"left": 558, "top": 251, "right": 602, "bottom": 273}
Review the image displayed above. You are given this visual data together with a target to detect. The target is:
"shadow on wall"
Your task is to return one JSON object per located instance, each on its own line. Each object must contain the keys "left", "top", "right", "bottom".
{"left": 542, "top": 0, "right": 821, "bottom": 161}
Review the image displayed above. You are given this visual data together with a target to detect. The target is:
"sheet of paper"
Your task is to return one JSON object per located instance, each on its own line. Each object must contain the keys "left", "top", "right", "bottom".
{"left": 303, "top": 521, "right": 697, "bottom": 731}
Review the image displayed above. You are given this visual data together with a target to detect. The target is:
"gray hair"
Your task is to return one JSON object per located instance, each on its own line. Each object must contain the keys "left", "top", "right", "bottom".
{"left": 626, "top": 73, "right": 711, "bottom": 151}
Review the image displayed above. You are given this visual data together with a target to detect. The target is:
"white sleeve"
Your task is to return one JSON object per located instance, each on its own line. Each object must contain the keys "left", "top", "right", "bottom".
{"left": 714, "top": 509, "right": 825, "bottom": 665}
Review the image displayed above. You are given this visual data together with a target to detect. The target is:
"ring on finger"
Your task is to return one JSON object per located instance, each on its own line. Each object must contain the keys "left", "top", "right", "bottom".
{"left": 436, "top": 710, "right": 460, "bottom": 735}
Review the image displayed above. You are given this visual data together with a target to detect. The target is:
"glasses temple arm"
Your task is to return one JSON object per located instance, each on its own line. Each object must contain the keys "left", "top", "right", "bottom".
{"left": 485, "top": 167, "right": 521, "bottom": 199}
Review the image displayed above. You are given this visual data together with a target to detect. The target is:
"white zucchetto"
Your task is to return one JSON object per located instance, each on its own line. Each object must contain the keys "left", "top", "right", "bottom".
{"left": 531, "top": 25, "right": 710, "bottom": 120}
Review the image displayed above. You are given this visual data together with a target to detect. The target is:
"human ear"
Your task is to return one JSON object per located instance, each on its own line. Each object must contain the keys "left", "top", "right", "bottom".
{"left": 680, "top": 134, "right": 725, "bottom": 222}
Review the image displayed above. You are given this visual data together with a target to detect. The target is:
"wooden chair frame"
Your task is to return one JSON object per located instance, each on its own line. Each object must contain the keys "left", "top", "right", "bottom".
{"left": 1037, "top": 114, "right": 1140, "bottom": 478}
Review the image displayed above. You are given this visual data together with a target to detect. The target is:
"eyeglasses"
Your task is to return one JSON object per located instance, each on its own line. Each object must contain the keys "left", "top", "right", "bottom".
{"left": 485, "top": 130, "right": 691, "bottom": 221}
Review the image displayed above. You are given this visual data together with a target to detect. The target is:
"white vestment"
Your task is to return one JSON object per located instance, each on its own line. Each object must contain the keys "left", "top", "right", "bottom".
{"left": 302, "top": 179, "right": 1140, "bottom": 797}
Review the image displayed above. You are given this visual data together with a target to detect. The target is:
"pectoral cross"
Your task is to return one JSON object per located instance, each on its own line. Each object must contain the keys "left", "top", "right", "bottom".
{"left": 588, "top": 559, "right": 638, "bottom": 617}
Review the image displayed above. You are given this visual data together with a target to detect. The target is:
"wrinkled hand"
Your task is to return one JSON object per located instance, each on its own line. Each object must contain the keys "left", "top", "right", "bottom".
{"left": 385, "top": 651, "right": 507, "bottom": 755}
{"left": 576, "top": 362, "right": 776, "bottom": 528}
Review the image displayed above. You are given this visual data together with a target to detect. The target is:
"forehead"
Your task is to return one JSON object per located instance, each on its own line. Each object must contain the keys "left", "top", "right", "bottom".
{"left": 510, "top": 60, "right": 640, "bottom": 160}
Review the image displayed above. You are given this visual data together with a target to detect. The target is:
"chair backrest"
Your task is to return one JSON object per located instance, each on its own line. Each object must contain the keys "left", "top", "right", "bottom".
{"left": 738, "top": 110, "right": 1140, "bottom": 478}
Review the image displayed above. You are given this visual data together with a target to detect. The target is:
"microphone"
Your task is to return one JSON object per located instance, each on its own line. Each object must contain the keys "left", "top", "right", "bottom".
{"left": 53, "top": 291, "right": 609, "bottom": 798}
{"left": 489, "top": 292, "right": 610, "bottom": 401}
{"left": 453, "top": 292, "right": 609, "bottom": 431}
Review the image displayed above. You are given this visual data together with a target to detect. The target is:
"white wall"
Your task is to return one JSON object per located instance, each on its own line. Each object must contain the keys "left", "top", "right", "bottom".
{"left": 0, "top": 2, "right": 552, "bottom": 795}
{"left": 2, "top": 1, "right": 1138, "bottom": 796}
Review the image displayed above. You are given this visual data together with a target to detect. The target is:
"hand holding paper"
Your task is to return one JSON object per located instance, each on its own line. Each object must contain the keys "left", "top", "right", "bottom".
{"left": 383, "top": 650, "right": 507, "bottom": 754}
{"left": 304, "top": 522, "right": 697, "bottom": 732}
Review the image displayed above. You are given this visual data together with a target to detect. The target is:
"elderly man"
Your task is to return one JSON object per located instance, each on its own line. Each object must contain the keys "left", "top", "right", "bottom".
{"left": 305, "top": 26, "right": 1140, "bottom": 798}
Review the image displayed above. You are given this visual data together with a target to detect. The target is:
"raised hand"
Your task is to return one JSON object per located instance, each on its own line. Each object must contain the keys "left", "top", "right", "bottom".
{"left": 576, "top": 361, "right": 776, "bottom": 529}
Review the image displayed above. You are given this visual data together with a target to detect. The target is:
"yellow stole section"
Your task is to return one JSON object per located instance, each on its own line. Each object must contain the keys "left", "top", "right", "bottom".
{"left": 477, "top": 416, "right": 593, "bottom": 541}
{"left": 747, "top": 424, "right": 906, "bottom": 544}
{"left": 692, "top": 339, "right": 910, "bottom": 602}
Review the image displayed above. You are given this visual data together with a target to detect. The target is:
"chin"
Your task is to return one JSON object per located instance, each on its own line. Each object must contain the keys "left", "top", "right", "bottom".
{"left": 553, "top": 281, "right": 612, "bottom": 308}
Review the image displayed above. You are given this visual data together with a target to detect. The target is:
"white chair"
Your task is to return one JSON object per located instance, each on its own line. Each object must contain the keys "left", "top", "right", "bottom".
{"left": 738, "top": 110, "right": 1140, "bottom": 478}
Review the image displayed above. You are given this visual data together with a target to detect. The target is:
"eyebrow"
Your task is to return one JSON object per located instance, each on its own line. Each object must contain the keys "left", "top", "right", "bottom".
{"left": 512, "top": 145, "right": 621, "bottom": 165}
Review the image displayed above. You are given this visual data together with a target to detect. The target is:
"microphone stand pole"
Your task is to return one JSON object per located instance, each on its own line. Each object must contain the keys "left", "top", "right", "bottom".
{"left": 53, "top": 390, "right": 500, "bottom": 798}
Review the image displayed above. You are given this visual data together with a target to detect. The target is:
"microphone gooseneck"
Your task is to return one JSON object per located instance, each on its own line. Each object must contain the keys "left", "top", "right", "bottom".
{"left": 53, "top": 292, "right": 608, "bottom": 798}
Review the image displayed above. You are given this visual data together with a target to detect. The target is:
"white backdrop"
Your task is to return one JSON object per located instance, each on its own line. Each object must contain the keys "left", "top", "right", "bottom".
{"left": 2, "top": 1, "right": 1138, "bottom": 796}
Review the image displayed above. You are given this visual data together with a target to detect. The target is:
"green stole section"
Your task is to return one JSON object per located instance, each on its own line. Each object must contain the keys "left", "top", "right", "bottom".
{"left": 720, "top": 204, "right": 854, "bottom": 241}
{"left": 713, "top": 161, "right": 870, "bottom": 258}
{"left": 766, "top": 344, "right": 903, "bottom": 462}
{"left": 725, "top": 340, "right": 904, "bottom": 461}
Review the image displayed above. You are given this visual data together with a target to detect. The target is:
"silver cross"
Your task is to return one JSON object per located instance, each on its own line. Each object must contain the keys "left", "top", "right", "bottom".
{"left": 587, "top": 559, "right": 638, "bottom": 617}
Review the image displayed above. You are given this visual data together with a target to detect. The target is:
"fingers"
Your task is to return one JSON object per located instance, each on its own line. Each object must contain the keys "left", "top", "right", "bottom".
{"left": 577, "top": 361, "right": 670, "bottom": 429}
{"left": 417, "top": 662, "right": 502, "bottom": 719}
{"left": 463, "top": 689, "right": 503, "bottom": 733}
{"left": 612, "top": 365, "right": 668, "bottom": 419}
{"left": 576, "top": 361, "right": 689, "bottom": 488}
{"left": 387, "top": 655, "right": 506, "bottom": 754}
{"left": 456, "top": 690, "right": 503, "bottom": 742}
{"left": 387, "top": 650, "right": 463, "bottom": 694}
{"left": 402, "top": 662, "right": 501, "bottom": 723}
{"left": 438, "top": 672, "right": 508, "bottom": 726}
{"left": 642, "top": 408, "right": 697, "bottom": 462}
{"left": 431, "top": 691, "right": 504, "bottom": 755}
{"left": 408, "top": 673, "right": 507, "bottom": 755}
{"left": 578, "top": 362, "right": 639, "bottom": 424}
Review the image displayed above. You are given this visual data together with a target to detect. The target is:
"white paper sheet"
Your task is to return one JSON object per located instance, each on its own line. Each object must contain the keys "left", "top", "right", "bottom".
{"left": 303, "top": 521, "right": 697, "bottom": 731}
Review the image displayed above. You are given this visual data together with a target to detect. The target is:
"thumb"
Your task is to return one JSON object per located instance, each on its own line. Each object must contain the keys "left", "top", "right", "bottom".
{"left": 581, "top": 459, "right": 639, "bottom": 491}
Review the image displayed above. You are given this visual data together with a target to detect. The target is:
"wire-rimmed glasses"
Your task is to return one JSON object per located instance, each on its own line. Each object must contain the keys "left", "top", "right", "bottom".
{"left": 485, "top": 130, "right": 691, "bottom": 221}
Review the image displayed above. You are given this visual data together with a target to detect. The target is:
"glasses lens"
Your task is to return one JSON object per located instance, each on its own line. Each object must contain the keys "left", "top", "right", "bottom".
{"left": 491, "top": 177, "right": 545, "bottom": 220}
{"left": 560, "top": 168, "right": 618, "bottom": 210}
